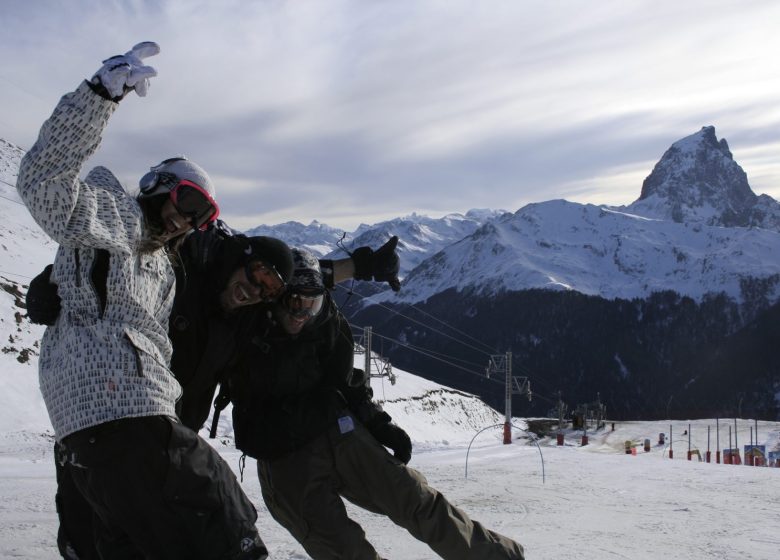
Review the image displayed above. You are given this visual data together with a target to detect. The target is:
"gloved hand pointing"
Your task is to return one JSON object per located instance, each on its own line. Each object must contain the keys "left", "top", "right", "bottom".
{"left": 351, "top": 235, "right": 401, "bottom": 292}
{"left": 90, "top": 41, "right": 160, "bottom": 101}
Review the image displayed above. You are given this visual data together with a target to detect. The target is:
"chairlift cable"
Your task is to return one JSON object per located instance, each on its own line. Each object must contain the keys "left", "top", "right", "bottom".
{"left": 338, "top": 284, "right": 560, "bottom": 397}
{"left": 336, "top": 284, "right": 498, "bottom": 357}
{"left": 354, "top": 324, "right": 504, "bottom": 383}
{"left": 348, "top": 324, "right": 490, "bottom": 371}
{"left": 403, "top": 300, "right": 498, "bottom": 354}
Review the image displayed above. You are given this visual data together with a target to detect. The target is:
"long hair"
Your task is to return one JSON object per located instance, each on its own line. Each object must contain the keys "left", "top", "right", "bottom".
{"left": 137, "top": 194, "right": 185, "bottom": 258}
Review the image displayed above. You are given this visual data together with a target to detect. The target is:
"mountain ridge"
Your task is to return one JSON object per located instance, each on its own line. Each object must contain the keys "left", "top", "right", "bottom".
{"left": 625, "top": 126, "right": 780, "bottom": 230}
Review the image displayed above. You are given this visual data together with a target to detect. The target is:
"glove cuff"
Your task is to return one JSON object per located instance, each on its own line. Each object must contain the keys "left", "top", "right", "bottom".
{"left": 86, "top": 79, "right": 122, "bottom": 103}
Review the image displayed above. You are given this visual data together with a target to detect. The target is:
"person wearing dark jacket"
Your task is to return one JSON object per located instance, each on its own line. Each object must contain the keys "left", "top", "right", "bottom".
{"left": 17, "top": 42, "right": 267, "bottom": 559}
{"left": 228, "top": 248, "right": 525, "bottom": 560}
{"left": 170, "top": 229, "right": 402, "bottom": 433}
{"left": 170, "top": 228, "right": 293, "bottom": 430}
{"left": 28, "top": 226, "right": 402, "bottom": 559}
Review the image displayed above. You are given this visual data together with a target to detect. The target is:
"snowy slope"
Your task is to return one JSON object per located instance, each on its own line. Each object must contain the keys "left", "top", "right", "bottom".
{"left": 0, "top": 140, "right": 56, "bottom": 434}
{"left": 0, "top": 140, "right": 58, "bottom": 281}
{"left": 372, "top": 199, "right": 780, "bottom": 304}
{"left": 245, "top": 209, "right": 505, "bottom": 277}
{"left": 244, "top": 219, "right": 346, "bottom": 257}
{"left": 2, "top": 410, "right": 779, "bottom": 559}
{"left": 323, "top": 209, "right": 507, "bottom": 277}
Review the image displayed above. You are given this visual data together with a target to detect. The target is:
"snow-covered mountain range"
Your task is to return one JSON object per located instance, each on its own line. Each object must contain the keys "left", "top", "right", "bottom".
{"left": 247, "top": 209, "right": 506, "bottom": 278}
{"left": 375, "top": 197, "right": 780, "bottom": 305}
{"left": 10, "top": 125, "right": 775, "bottom": 309}
{"left": 245, "top": 126, "right": 780, "bottom": 308}
{"left": 368, "top": 127, "right": 780, "bottom": 305}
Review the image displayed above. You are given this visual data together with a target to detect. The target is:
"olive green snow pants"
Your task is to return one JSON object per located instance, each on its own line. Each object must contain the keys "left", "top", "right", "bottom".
{"left": 256, "top": 416, "right": 524, "bottom": 560}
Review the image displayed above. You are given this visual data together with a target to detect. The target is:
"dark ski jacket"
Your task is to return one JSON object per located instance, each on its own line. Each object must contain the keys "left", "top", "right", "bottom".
{"left": 170, "top": 227, "right": 294, "bottom": 431}
{"left": 229, "top": 295, "right": 382, "bottom": 460}
{"left": 171, "top": 228, "right": 243, "bottom": 430}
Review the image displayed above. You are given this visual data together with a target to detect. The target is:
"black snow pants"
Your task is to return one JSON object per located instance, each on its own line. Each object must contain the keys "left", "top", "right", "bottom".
{"left": 59, "top": 415, "right": 267, "bottom": 560}
{"left": 54, "top": 441, "right": 98, "bottom": 559}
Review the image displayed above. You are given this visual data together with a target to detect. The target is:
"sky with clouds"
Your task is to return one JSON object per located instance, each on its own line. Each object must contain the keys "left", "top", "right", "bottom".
{"left": 2, "top": 0, "right": 780, "bottom": 232}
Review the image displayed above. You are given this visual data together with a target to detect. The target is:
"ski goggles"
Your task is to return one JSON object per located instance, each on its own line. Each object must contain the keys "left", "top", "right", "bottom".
{"left": 281, "top": 289, "right": 324, "bottom": 320}
{"left": 168, "top": 179, "right": 220, "bottom": 231}
{"left": 139, "top": 159, "right": 219, "bottom": 231}
{"left": 245, "top": 259, "right": 287, "bottom": 301}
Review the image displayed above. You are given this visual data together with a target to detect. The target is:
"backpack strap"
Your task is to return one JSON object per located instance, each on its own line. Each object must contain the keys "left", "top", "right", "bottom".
{"left": 209, "top": 382, "right": 232, "bottom": 439}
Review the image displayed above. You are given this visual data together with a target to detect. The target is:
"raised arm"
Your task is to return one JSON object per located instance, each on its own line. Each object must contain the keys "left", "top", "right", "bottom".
{"left": 319, "top": 236, "right": 401, "bottom": 291}
{"left": 16, "top": 42, "right": 160, "bottom": 251}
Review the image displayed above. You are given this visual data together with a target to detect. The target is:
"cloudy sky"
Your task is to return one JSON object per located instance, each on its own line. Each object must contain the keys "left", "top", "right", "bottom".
{"left": 2, "top": 0, "right": 780, "bottom": 231}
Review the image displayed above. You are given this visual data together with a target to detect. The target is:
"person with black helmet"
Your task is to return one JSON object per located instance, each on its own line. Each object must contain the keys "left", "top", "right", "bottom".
{"left": 228, "top": 249, "right": 525, "bottom": 560}
{"left": 16, "top": 42, "right": 267, "bottom": 559}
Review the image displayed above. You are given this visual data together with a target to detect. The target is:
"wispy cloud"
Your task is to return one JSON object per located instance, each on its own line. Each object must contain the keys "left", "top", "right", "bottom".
{"left": 3, "top": 0, "right": 780, "bottom": 230}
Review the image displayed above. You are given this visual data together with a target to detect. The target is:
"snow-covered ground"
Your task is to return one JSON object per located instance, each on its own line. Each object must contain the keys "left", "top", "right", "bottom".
{"left": 2, "top": 346, "right": 779, "bottom": 559}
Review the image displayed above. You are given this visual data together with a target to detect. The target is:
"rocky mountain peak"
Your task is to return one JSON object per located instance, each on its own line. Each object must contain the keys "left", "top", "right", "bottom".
{"left": 630, "top": 126, "right": 767, "bottom": 227}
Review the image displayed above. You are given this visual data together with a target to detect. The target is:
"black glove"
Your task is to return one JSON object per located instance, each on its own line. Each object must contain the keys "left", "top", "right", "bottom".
{"left": 368, "top": 417, "right": 412, "bottom": 464}
{"left": 26, "top": 265, "right": 62, "bottom": 326}
{"left": 351, "top": 236, "right": 401, "bottom": 292}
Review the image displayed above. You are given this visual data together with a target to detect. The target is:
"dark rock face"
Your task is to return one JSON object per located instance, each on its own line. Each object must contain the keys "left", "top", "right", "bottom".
{"left": 633, "top": 126, "right": 780, "bottom": 229}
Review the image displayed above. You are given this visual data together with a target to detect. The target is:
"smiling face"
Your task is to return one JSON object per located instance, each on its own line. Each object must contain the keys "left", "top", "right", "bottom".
{"left": 275, "top": 307, "right": 310, "bottom": 335}
{"left": 218, "top": 265, "right": 265, "bottom": 311}
{"left": 275, "top": 291, "right": 324, "bottom": 335}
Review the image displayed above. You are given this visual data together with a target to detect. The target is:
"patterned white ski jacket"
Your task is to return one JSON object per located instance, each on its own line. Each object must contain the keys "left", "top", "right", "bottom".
{"left": 17, "top": 82, "right": 181, "bottom": 441}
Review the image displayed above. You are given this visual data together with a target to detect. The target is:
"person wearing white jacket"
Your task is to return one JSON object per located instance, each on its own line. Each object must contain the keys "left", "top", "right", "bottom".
{"left": 17, "top": 42, "right": 267, "bottom": 559}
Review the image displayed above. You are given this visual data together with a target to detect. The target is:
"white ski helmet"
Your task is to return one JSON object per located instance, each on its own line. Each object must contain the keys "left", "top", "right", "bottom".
{"left": 138, "top": 156, "right": 216, "bottom": 200}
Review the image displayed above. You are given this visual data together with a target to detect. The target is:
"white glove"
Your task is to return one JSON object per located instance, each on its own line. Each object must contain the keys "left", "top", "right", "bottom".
{"left": 90, "top": 41, "right": 160, "bottom": 100}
